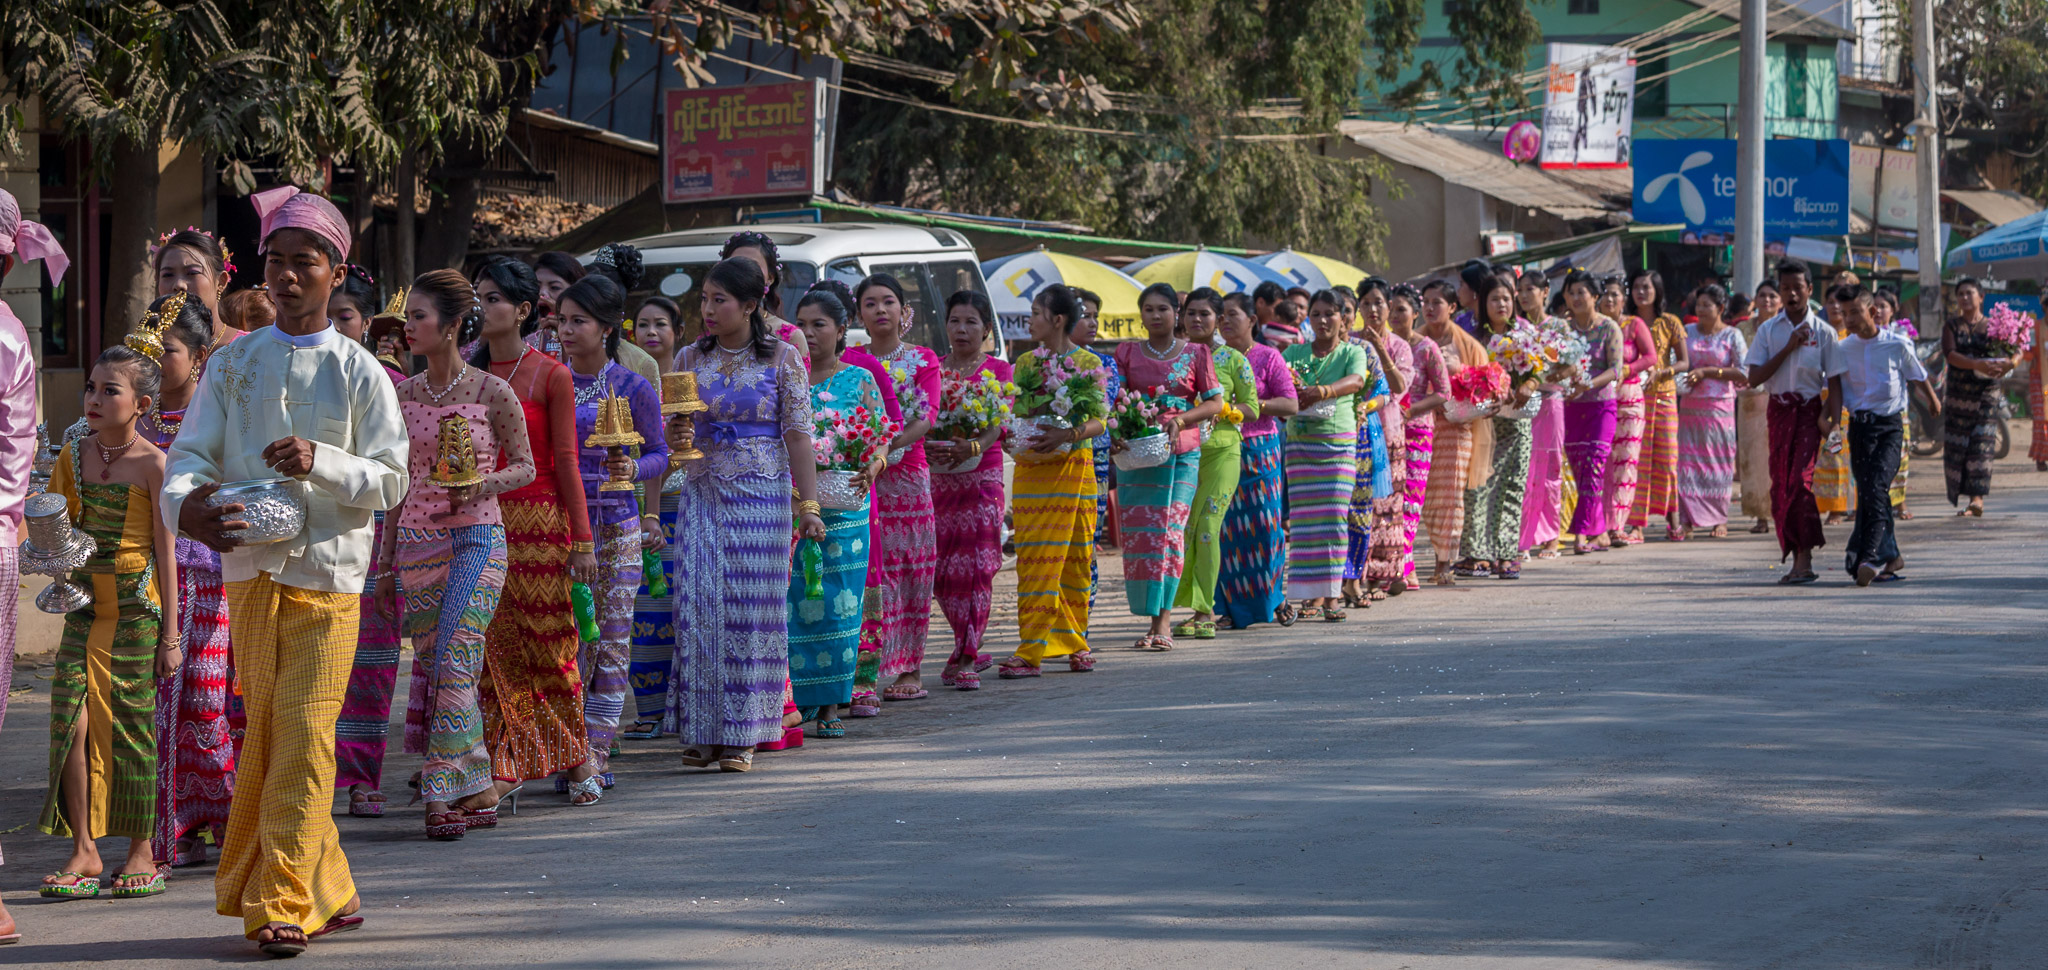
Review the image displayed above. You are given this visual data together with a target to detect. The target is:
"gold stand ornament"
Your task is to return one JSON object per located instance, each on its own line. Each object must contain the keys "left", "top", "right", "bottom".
{"left": 585, "top": 382, "right": 644, "bottom": 492}
{"left": 660, "top": 371, "right": 708, "bottom": 465}
{"left": 429, "top": 413, "right": 486, "bottom": 490}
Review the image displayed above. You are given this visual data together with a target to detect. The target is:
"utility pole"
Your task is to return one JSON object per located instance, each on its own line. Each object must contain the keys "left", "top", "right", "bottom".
{"left": 1911, "top": 0, "right": 1942, "bottom": 327}
{"left": 1733, "top": 0, "right": 1767, "bottom": 297}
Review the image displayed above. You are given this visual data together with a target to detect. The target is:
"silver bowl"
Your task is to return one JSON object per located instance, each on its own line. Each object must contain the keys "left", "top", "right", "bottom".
{"left": 1297, "top": 398, "right": 1340, "bottom": 421}
{"left": 1112, "top": 431, "right": 1172, "bottom": 472}
{"left": 817, "top": 470, "right": 868, "bottom": 511}
{"left": 205, "top": 479, "right": 309, "bottom": 545}
{"left": 1005, "top": 416, "right": 1073, "bottom": 462}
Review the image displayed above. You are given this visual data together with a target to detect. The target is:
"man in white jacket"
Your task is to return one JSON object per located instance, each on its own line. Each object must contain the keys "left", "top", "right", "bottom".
{"left": 163, "top": 187, "right": 407, "bottom": 957}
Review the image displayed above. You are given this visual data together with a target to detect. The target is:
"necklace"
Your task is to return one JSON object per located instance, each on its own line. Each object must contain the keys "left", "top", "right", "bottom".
{"left": 574, "top": 362, "right": 615, "bottom": 406}
{"left": 422, "top": 364, "right": 468, "bottom": 404}
{"left": 716, "top": 341, "right": 749, "bottom": 356}
{"left": 1140, "top": 338, "right": 1182, "bottom": 361}
{"left": 499, "top": 347, "right": 535, "bottom": 391}
{"left": 95, "top": 430, "right": 139, "bottom": 481}
{"left": 943, "top": 352, "right": 986, "bottom": 377}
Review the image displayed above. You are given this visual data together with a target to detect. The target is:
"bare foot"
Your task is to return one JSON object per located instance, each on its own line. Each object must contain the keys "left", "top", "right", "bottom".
{"left": 0, "top": 898, "right": 15, "bottom": 939}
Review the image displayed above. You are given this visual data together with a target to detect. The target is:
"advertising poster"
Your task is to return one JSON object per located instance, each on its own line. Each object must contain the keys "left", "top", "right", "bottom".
{"left": 662, "top": 80, "right": 829, "bottom": 203}
{"left": 1540, "top": 43, "right": 1636, "bottom": 169}
{"left": 1633, "top": 138, "right": 1851, "bottom": 237}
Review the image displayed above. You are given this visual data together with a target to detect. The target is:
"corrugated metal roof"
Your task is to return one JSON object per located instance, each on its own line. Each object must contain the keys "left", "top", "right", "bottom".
{"left": 1340, "top": 120, "right": 1624, "bottom": 222}
{"left": 1943, "top": 189, "right": 2044, "bottom": 229}
{"left": 1680, "top": 0, "right": 1856, "bottom": 41}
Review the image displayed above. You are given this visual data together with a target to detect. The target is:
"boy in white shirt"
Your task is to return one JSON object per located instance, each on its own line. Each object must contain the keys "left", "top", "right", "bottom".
{"left": 1742, "top": 259, "right": 1846, "bottom": 584}
{"left": 1832, "top": 283, "right": 1939, "bottom": 586}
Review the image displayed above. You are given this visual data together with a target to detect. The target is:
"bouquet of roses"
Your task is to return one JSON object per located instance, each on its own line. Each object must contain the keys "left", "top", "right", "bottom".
{"left": 1288, "top": 357, "right": 1315, "bottom": 390}
{"left": 933, "top": 369, "right": 1016, "bottom": 441}
{"left": 1105, "top": 385, "right": 1175, "bottom": 441}
{"left": 1985, "top": 302, "right": 2037, "bottom": 358}
{"left": 1449, "top": 361, "right": 1510, "bottom": 405}
{"left": 1013, "top": 347, "right": 1109, "bottom": 424}
{"left": 811, "top": 403, "right": 901, "bottom": 471}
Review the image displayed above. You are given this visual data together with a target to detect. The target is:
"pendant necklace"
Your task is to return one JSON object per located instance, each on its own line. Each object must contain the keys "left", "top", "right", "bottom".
{"left": 95, "top": 431, "right": 139, "bottom": 481}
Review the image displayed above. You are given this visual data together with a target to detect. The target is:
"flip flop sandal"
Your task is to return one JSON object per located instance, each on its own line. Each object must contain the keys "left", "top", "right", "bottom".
{"left": 1145, "top": 636, "right": 1173, "bottom": 652}
{"left": 954, "top": 669, "right": 982, "bottom": 690}
{"left": 1295, "top": 603, "right": 1325, "bottom": 620}
{"left": 426, "top": 810, "right": 466, "bottom": 841}
{"left": 1275, "top": 603, "right": 1299, "bottom": 627}
{"left": 1873, "top": 572, "right": 1904, "bottom": 583}
{"left": 1068, "top": 650, "right": 1098, "bottom": 671}
{"left": 1130, "top": 635, "right": 1156, "bottom": 651}
{"left": 973, "top": 656, "right": 995, "bottom": 673}
{"left": 882, "top": 686, "right": 929, "bottom": 701}
{"left": 460, "top": 806, "right": 498, "bottom": 829}
{"left": 1776, "top": 571, "right": 1820, "bottom": 585}
{"left": 1170, "top": 619, "right": 1200, "bottom": 637}
{"left": 109, "top": 871, "right": 167, "bottom": 898}
{"left": 998, "top": 661, "right": 1042, "bottom": 679}
{"left": 552, "top": 772, "right": 614, "bottom": 792}
{"left": 1191, "top": 621, "right": 1217, "bottom": 640}
{"left": 1368, "top": 588, "right": 1388, "bottom": 601}
{"left": 620, "top": 721, "right": 662, "bottom": 740}
{"left": 257, "top": 924, "right": 309, "bottom": 958}
{"left": 310, "top": 915, "right": 365, "bottom": 939}
{"left": 39, "top": 873, "right": 100, "bottom": 899}
{"left": 1496, "top": 564, "right": 1521, "bottom": 580}
{"left": 813, "top": 717, "right": 847, "bottom": 738}
{"left": 1322, "top": 607, "right": 1348, "bottom": 622}
{"left": 847, "top": 691, "right": 882, "bottom": 717}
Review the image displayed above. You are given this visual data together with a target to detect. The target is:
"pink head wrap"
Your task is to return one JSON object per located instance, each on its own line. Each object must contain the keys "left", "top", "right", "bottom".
{"left": 0, "top": 188, "right": 71, "bottom": 285}
{"left": 251, "top": 185, "right": 352, "bottom": 263}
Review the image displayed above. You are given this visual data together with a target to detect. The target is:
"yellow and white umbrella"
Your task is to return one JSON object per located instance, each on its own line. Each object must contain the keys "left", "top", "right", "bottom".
{"left": 1254, "top": 248, "right": 1370, "bottom": 291}
{"left": 1125, "top": 249, "right": 1295, "bottom": 296}
{"left": 981, "top": 249, "right": 1147, "bottom": 341}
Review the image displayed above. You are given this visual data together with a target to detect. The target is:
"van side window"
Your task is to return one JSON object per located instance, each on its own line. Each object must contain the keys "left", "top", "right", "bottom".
{"left": 928, "top": 260, "right": 986, "bottom": 304}
{"left": 825, "top": 259, "right": 863, "bottom": 288}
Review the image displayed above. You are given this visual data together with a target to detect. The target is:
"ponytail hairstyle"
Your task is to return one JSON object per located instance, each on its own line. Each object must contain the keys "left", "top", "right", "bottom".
{"left": 721, "top": 230, "right": 785, "bottom": 313}
{"left": 1182, "top": 286, "right": 1225, "bottom": 319}
{"left": 797, "top": 281, "right": 853, "bottom": 354}
{"left": 588, "top": 242, "right": 645, "bottom": 292}
{"left": 468, "top": 255, "right": 543, "bottom": 367}
{"left": 559, "top": 274, "right": 628, "bottom": 361}
{"left": 1034, "top": 283, "right": 1084, "bottom": 335}
{"left": 411, "top": 268, "right": 486, "bottom": 347}
{"left": 334, "top": 264, "right": 378, "bottom": 321}
{"left": 698, "top": 256, "right": 778, "bottom": 360}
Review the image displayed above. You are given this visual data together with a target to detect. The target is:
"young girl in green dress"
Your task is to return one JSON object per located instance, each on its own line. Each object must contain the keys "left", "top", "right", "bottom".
{"left": 40, "top": 341, "right": 180, "bottom": 899}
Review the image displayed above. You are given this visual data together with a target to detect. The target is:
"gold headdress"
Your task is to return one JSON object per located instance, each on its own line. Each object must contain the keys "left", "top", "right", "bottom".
{"left": 126, "top": 290, "right": 189, "bottom": 361}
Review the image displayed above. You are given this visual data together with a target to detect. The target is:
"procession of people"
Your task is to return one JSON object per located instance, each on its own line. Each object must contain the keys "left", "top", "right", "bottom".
{"left": 0, "top": 186, "right": 2039, "bottom": 956}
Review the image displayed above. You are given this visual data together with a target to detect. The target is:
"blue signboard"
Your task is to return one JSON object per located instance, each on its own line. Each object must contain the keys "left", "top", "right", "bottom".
{"left": 1634, "top": 139, "right": 1851, "bottom": 237}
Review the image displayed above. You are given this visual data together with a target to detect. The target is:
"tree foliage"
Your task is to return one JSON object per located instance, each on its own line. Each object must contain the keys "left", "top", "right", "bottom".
{"left": 834, "top": 0, "right": 1397, "bottom": 263}
{"left": 1918, "top": 0, "right": 2048, "bottom": 197}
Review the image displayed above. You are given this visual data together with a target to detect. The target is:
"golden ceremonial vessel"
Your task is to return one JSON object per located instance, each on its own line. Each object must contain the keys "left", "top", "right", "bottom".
{"left": 585, "top": 383, "right": 645, "bottom": 492}
{"left": 661, "top": 371, "right": 708, "bottom": 464}
{"left": 429, "top": 413, "right": 486, "bottom": 490}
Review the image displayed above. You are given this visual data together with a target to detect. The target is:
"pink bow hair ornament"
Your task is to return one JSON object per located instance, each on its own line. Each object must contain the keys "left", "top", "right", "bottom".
{"left": 0, "top": 189, "right": 70, "bottom": 285}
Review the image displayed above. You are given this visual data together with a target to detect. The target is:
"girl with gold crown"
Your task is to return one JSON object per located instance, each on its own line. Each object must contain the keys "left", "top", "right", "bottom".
{"left": 38, "top": 315, "right": 180, "bottom": 900}
{"left": 132, "top": 293, "right": 245, "bottom": 872}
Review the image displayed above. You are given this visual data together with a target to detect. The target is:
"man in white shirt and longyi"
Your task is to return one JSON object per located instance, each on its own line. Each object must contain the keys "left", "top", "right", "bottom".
{"left": 162, "top": 188, "right": 408, "bottom": 957}
{"left": 1742, "top": 258, "right": 1845, "bottom": 585}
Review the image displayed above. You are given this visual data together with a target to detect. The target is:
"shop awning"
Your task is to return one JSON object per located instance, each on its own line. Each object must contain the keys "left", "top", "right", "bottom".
{"left": 1942, "top": 190, "right": 2043, "bottom": 230}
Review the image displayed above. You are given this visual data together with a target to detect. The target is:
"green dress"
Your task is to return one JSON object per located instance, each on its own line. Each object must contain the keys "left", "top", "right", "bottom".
{"left": 1174, "top": 345, "right": 1261, "bottom": 613}
{"left": 40, "top": 442, "right": 162, "bottom": 841}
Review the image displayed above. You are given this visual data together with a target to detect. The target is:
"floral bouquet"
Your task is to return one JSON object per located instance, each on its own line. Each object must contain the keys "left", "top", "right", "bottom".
{"left": 812, "top": 403, "right": 900, "bottom": 472}
{"left": 934, "top": 369, "right": 1015, "bottom": 440}
{"left": 1444, "top": 361, "right": 1509, "bottom": 424}
{"left": 882, "top": 359, "right": 931, "bottom": 425}
{"left": 1287, "top": 357, "right": 1315, "bottom": 390}
{"left": 1105, "top": 386, "right": 1173, "bottom": 441}
{"left": 1009, "top": 348, "right": 1109, "bottom": 460}
{"left": 1985, "top": 302, "right": 2037, "bottom": 358}
{"left": 812, "top": 402, "right": 901, "bottom": 509}
{"left": 1485, "top": 320, "right": 1552, "bottom": 387}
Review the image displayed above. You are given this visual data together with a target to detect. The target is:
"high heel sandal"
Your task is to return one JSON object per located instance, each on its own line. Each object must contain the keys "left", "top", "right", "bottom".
{"left": 719, "top": 747, "right": 756, "bottom": 772}
{"left": 1068, "top": 650, "right": 1097, "bottom": 672}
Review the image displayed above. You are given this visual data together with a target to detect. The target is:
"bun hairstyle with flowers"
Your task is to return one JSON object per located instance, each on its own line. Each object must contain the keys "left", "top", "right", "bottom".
{"left": 797, "top": 280, "right": 855, "bottom": 354}
{"left": 410, "top": 268, "right": 486, "bottom": 347}
{"left": 150, "top": 227, "right": 234, "bottom": 284}
{"left": 698, "top": 256, "right": 779, "bottom": 360}
{"left": 721, "top": 230, "right": 784, "bottom": 312}
{"left": 588, "top": 242, "right": 645, "bottom": 292}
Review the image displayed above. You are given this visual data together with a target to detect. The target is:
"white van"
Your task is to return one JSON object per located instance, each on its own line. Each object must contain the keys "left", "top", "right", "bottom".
{"left": 605, "top": 222, "right": 995, "bottom": 355}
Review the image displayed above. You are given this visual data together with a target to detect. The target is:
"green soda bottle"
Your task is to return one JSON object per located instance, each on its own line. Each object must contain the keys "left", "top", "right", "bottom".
{"left": 570, "top": 581, "right": 600, "bottom": 643}
{"left": 801, "top": 539, "right": 824, "bottom": 601}
{"left": 642, "top": 548, "right": 668, "bottom": 597}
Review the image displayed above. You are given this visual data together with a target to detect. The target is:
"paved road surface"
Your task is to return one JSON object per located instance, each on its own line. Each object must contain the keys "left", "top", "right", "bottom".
{"left": 3, "top": 460, "right": 2045, "bottom": 968}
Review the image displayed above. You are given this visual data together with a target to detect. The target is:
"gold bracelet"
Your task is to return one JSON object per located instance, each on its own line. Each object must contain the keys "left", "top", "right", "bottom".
{"left": 969, "top": 440, "right": 982, "bottom": 457}
{"left": 569, "top": 540, "right": 595, "bottom": 554}
{"left": 795, "top": 500, "right": 822, "bottom": 517}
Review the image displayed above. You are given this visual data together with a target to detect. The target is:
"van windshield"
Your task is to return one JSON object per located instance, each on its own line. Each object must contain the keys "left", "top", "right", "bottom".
{"left": 641, "top": 260, "right": 819, "bottom": 340}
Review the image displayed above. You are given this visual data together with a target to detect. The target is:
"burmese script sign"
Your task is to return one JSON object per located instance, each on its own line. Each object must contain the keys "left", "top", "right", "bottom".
{"left": 662, "top": 80, "right": 830, "bottom": 203}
